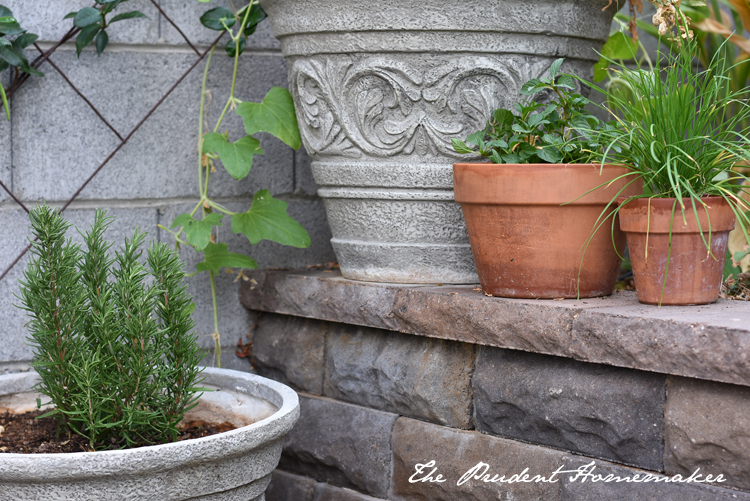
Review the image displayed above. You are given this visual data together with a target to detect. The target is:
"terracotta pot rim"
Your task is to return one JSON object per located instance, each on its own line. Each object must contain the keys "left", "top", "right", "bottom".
{"left": 617, "top": 195, "right": 736, "bottom": 234}
{"left": 453, "top": 162, "right": 630, "bottom": 170}
{"left": 617, "top": 195, "right": 727, "bottom": 205}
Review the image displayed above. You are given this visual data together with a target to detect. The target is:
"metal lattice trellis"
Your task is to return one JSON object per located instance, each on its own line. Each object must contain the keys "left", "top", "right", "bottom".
{"left": 0, "top": 0, "right": 224, "bottom": 282}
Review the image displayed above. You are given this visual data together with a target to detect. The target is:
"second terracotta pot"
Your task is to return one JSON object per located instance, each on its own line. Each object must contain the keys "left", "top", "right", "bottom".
{"left": 618, "top": 196, "right": 736, "bottom": 305}
{"left": 453, "top": 163, "right": 642, "bottom": 298}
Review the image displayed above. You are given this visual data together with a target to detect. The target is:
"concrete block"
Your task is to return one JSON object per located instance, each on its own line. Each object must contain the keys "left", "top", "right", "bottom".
{"left": 265, "top": 470, "right": 315, "bottom": 501}
{"left": 13, "top": 51, "right": 294, "bottom": 202}
{"left": 664, "top": 376, "right": 750, "bottom": 492}
{"left": 560, "top": 455, "right": 750, "bottom": 501}
{"left": 1, "top": 0, "right": 158, "bottom": 45}
{"left": 252, "top": 312, "right": 327, "bottom": 394}
{"left": 473, "top": 347, "right": 665, "bottom": 471}
{"left": 0, "top": 75, "right": 10, "bottom": 203}
{"left": 11, "top": 60, "right": 121, "bottom": 202}
{"left": 295, "top": 147, "right": 318, "bottom": 196}
{"left": 324, "top": 324, "right": 475, "bottom": 428}
{"left": 158, "top": 0, "right": 281, "bottom": 50}
{"left": 391, "top": 417, "right": 565, "bottom": 501}
{"left": 278, "top": 395, "right": 396, "bottom": 498}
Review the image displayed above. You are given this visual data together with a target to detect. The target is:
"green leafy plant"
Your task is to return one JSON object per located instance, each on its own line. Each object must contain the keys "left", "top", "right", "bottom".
{"left": 161, "top": 0, "right": 310, "bottom": 367}
{"left": 18, "top": 206, "right": 204, "bottom": 450}
{"left": 64, "top": 0, "right": 148, "bottom": 57}
{"left": 0, "top": 4, "right": 42, "bottom": 120}
{"left": 588, "top": 14, "right": 750, "bottom": 277}
{"left": 451, "top": 58, "right": 611, "bottom": 164}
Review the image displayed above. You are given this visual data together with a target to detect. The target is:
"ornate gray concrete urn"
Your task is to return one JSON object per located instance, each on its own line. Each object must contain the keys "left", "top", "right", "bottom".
{"left": 260, "top": 0, "right": 616, "bottom": 283}
{"left": 0, "top": 368, "right": 299, "bottom": 500}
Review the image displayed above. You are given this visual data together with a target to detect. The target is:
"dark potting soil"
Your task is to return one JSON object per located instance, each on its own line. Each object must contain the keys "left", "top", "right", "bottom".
{"left": 0, "top": 409, "right": 236, "bottom": 453}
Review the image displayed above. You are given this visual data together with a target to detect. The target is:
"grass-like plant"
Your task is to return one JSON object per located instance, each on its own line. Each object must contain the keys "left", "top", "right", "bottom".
{"left": 18, "top": 206, "right": 205, "bottom": 450}
{"left": 589, "top": 24, "right": 750, "bottom": 248}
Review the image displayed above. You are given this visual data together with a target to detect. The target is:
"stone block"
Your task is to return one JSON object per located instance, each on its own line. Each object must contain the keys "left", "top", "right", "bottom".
{"left": 265, "top": 470, "right": 315, "bottom": 501}
{"left": 324, "top": 324, "right": 474, "bottom": 428}
{"left": 158, "top": 0, "right": 281, "bottom": 50}
{"left": 473, "top": 347, "right": 665, "bottom": 470}
{"left": 312, "top": 483, "right": 384, "bottom": 501}
{"left": 13, "top": 51, "right": 294, "bottom": 202}
{"left": 240, "top": 271, "right": 402, "bottom": 331}
{"left": 572, "top": 303, "right": 750, "bottom": 389}
{"left": 391, "top": 417, "right": 565, "bottom": 501}
{"left": 252, "top": 312, "right": 326, "bottom": 394}
{"left": 278, "top": 395, "right": 396, "bottom": 498}
{"left": 2, "top": 0, "right": 158, "bottom": 44}
{"left": 560, "top": 455, "right": 750, "bottom": 501}
{"left": 239, "top": 270, "right": 750, "bottom": 388}
{"left": 664, "top": 376, "right": 750, "bottom": 492}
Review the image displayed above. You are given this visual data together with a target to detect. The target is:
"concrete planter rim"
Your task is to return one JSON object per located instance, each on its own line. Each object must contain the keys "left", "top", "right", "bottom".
{"left": 0, "top": 367, "right": 300, "bottom": 482}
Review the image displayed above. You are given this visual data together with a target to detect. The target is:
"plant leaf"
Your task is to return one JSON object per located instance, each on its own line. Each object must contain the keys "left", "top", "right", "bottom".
{"left": 231, "top": 190, "right": 310, "bottom": 247}
{"left": 556, "top": 75, "right": 576, "bottom": 90}
{"left": 95, "top": 30, "right": 108, "bottom": 56}
{"left": 451, "top": 138, "right": 474, "bottom": 154}
{"left": 201, "top": 133, "right": 263, "bottom": 180}
{"left": 602, "top": 31, "right": 638, "bottom": 60}
{"left": 110, "top": 11, "right": 148, "bottom": 23}
{"left": 76, "top": 24, "right": 101, "bottom": 57}
{"left": 0, "top": 37, "right": 9, "bottom": 47}
{"left": 549, "top": 58, "right": 564, "bottom": 78}
{"left": 171, "top": 213, "right": 224, "bottom": 251}
{"left": 0, "top": 44, "right": 25, "bottom": 67}
{"left": 0, "top": 16, "right": 22, "bottom": 36}
{"left": 196, "top": 243, "right": 257, "bottom": 272}
{"left": 15, "top": 33, "right": 38, "bottom": 49}
{"left": 243, "top": 3, "right": 267, "bottom": 36}
{"left": 225, "top": 36, "right": 246, "bottom": 57}
{"left": 74, "top": 7, "right": 102, "bottom": 28}
{"left": 200, "top": 7, "right": 235, "bottom": 31}
{"left": 236, "top": 87, "right": 301, "bottom": 150}
{"left": 63, "top": 11, "right": 78, "bottom": 20}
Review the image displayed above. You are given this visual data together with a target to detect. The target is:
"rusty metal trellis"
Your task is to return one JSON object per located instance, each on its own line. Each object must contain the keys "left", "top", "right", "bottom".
{"left": 0, "top": 1, "right": 224, "bottom": 282}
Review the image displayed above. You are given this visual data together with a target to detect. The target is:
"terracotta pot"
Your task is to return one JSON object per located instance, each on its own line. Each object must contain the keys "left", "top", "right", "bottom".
{"left": 453, "top": 163, "right": 641, "bottom": 298}
{"left": 618, "top": 196, "right": 736, "bottom": 306}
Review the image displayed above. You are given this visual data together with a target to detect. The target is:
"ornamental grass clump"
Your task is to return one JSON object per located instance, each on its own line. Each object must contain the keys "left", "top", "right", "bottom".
{"left": 18, "top": 206, "right": 204, "bottom": 450}
{"left": 592, "top": 19, "right": 750, "bottom": 245}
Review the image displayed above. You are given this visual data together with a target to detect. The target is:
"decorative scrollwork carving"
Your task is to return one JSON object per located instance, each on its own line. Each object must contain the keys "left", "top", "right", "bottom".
{"left": 291, "top": 56, "right": 556, "bottom": 159}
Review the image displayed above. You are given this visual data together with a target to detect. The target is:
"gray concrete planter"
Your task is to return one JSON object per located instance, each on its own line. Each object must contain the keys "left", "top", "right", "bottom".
{"left": 261, "top": 0, "right": 615, "bottom": 283}
{"left": 0, "top": 368, "right": 299, "bottom": 501}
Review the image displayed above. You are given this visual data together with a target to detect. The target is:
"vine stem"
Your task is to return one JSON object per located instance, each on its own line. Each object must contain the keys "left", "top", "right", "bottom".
{"left": 209, "top": 270, "right": 221, "bottom": 368}
{"left": 199, "top": 1, "right": 255, "bottom": 367}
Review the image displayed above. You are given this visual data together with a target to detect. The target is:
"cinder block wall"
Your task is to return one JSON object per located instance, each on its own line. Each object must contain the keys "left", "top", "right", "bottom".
{"left": 0, "top": 0, "right": 334, "bottom": 372}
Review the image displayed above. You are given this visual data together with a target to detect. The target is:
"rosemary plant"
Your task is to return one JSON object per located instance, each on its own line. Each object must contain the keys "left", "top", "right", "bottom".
{"left": 18, "top": 206, "right": 204, "bottom": 449}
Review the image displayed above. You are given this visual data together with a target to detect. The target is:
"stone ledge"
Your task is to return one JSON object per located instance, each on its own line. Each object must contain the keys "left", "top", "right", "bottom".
{"left": 239, "top": 270, "right": 750, "bottom": 387}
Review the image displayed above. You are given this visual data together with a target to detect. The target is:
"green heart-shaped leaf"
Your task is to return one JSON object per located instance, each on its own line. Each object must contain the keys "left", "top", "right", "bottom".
{"left": 235, "top": 87, "right": 301, "bottom": 150}
{"left": 196, "top": 243, "right": 257, "bottom": 272}
{"left": 202, "top": 133, "right": 263, "bottom": 181}
{"left": 231, "top": 189, "right": 310, "bottom": 247}
{"left": 171, "top": 213, "right": 224, "bottom": 251}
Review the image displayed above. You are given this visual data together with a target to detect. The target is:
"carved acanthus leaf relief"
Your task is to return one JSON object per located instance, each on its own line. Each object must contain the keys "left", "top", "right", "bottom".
{"left": 291, "top": 56, "right": 555, "bottom": 159}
